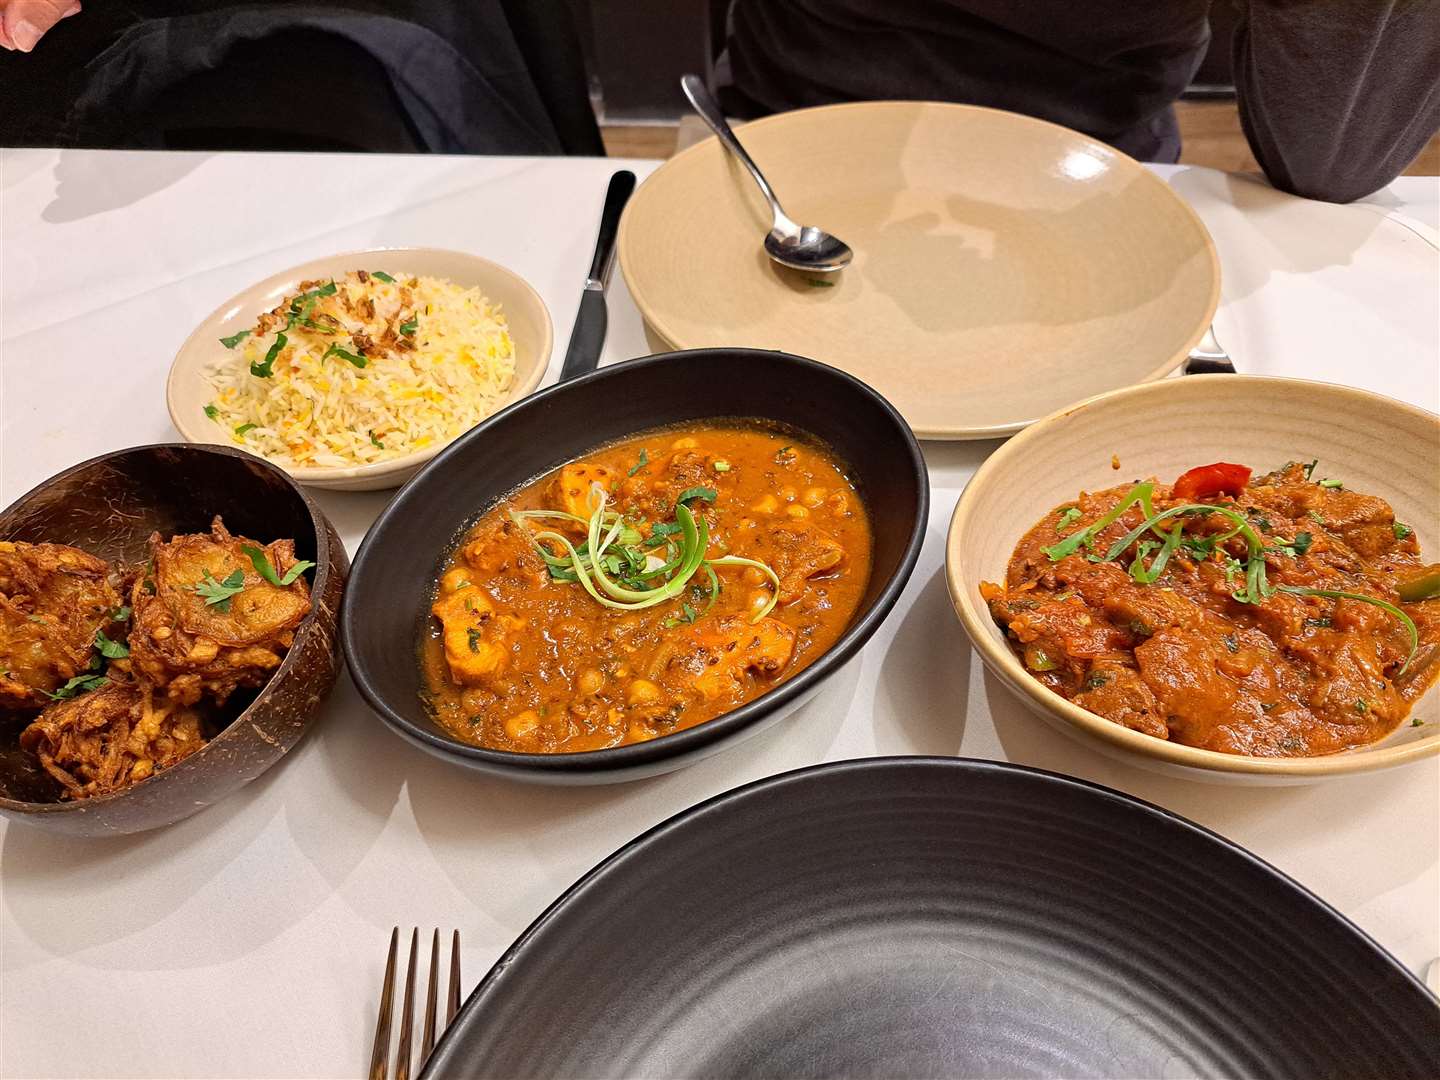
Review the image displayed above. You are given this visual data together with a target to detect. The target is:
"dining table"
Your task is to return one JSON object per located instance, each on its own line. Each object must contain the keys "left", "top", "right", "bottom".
{"left": 1, "top": 147, "right": 1437, "bottom": 1079}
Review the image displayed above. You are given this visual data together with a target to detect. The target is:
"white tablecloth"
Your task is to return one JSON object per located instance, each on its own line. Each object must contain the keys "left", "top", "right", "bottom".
{"left": 1, "top": 150, "right": 1437, "bottom": 1079}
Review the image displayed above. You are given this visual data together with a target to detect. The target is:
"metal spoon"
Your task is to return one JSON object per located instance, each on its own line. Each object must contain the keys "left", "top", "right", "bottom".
{"left": 680, "top": 74, "right": 853, "bottom": 274}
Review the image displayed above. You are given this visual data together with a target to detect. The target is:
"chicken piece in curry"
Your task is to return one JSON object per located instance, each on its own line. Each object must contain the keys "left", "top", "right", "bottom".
{"left": 0, "top": 517, "right": 314, "bottom": 799}
{"left": 421, "top": 423, "right": 873, "bottom": 752}
{"left": 983, "top": 461, "right": 1440, "bottom": 756}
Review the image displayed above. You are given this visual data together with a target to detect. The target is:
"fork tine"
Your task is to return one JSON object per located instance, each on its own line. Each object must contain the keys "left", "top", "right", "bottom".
{"left": 368, "top": 928, "right": 399, "bottom": 1080}
{"left": 395, "top": 929, "right": 419, "bottom": 1080}
{"left": 447, "top": 930, "right": 462, "bottom": 1024}
{"left": 421, "top": 929, "right": 440, "bottom": 1062}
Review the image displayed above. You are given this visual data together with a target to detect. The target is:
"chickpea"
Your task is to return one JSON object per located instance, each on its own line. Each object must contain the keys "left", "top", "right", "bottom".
{"left": 742, "top": 566, "right": 765, "bottom": 586}
{"left": 152, "top": 625, "right": 173, "bottom": 641}
{"left": 578, "top": 668, "right": 605, "bottom": 696}
{"left": 671, "top": 437, "right": 699, "bottom": 449}
{"left": 626, "top": 678, "right": 663, "bottom": 705}
{"left": 827, "top": 491, "right": 851, "bottom": 515}
{"left": 751, "top": 494, "right": 779, "bottom": 514}
{"left": 802, "top": 486, "right": 828, "bottom": 508}
{"left": 504, "top": 710, "right": 541, "bottom": 739}
{"left": 778, "top": 485, "right": 797, "bottom": 503}
{"left": 186, "top": 638, "right": 219, "bottom": 663}
{"left": 747, "top": 590, "right": 772, "bottom": 618}
{"left": 785, "top": 505, "right": 809, "bottom": 519}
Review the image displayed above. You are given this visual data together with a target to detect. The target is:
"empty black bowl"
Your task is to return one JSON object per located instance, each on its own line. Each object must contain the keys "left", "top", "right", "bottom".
{"left": 342, "top": 349, "right": 927, "bottom": 783}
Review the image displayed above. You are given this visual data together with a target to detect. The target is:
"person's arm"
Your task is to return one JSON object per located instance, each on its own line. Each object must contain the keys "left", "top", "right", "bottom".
{"left": 1231, "top": 0, "right": 1440, "bottom": 203}
{"left": 1, "top": 0, "right": 79, "bottom": 51}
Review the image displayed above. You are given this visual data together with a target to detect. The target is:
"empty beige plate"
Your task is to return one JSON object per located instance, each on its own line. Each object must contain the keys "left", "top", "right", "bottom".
{"left": 168, "top": 248, "right": 552, "bottom": 491}
{"left": 619, "top": 101, "right": 1220, "bottom": 439}
{"left": 947, "top": 374, "right": 1440, "bottom": 783}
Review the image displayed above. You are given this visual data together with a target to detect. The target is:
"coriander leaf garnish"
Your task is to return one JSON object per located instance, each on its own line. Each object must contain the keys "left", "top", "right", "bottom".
{"left": 220, "top": 329, "right": 251, "bottom": 349}
{"left": 466, "top": 627, "right": 482, "bottom": 653}
{"left": 676, "top": 486, "right": 717, "bottom": 505}
{"left": 1056, "top": 506, "right": 1083, "bottom": 531}
{"left": 251, "top": 331, "right": 286, "bottom": 378}
{"left": 627, "top": 449, "right": 649, "bottom": 477}
{"left": 371, "top": 271, "right": 396, "bottom": 283}
{"left": 399, "top": 315, "right": 418, "bottom": 336}
{"left": 234, "top": 423, "right": 257, "bottom": 437}
{"left": 1393, "top": 521, "right": 1413, "bottom": 541}
{"left": 240, "top": 544, "right": 315, "bottom": 587}
{"left": 1289, "top": 531, "right": 1313, "bottom": 555}
{"left": 45, "top": 670, "right": 109, "bottom": 700}
{"left": 194, "top": 568, "right": 246, "bottom": 612}
{"left": 203, "top": 404, "right": 220, "bottom": 420}
{"left": 111, "top": 605, "right": 131, "bottom": 622}
{"left": 321, "top": 343, "right": 367, "bottom": 369}
{"left": 95, "top": 629, "right": 129, "bottom": 659}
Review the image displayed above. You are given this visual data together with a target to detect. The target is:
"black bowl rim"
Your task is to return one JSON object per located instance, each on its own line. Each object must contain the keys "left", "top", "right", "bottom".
{"left": 426, "top": 756, "right": 1438, "bottom": 1074}
{"left": 342, "top": 348, "right": 929, "bottom": 774}
{"left": 0, "top": 441, "right": 340, "bottom": 814}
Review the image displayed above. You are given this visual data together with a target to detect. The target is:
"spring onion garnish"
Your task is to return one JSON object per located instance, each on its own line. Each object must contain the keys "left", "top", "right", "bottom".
{"left": 369, "top": 431, "right": 384, "bottom": 449}
{"left": 219, "top": 330, "right": 251, "bottom": 349}
{"left": 1274, "top": 586, "right": 1418, "bottom": 675}
{"left": 1319, "top": 478, "right": 1344, "bottom": 490}
{"left": 241, "top": 545, "right": 315, "bottom": 587}
{"left": 713, "top": 460, "right": 731, "bottom": 473}
{"left": 1393, "top": 522, "right": 1413, "bottom": 541}
{"left": 512, "top": 484, "right": 778, "bottom": 624}
{"left": 1043, "top": 482, "right": 1157, "bottom": 561}
{"left": 1044, "top": 480, "right": 1421, "bottom": 673}
{"left": 234, "top": 423, "right": 257, "bottom": 437}
{"left": 399, "top": 315, "right": 418, "bottom": 336}
{"left": 371, "top": 271, "right": 396, "bottom": 283}
{"left": 203, "top": 404, "right": 220, "bottom": 420}
{"left": 627, "top": 449, "right": 649, "bottom": 477}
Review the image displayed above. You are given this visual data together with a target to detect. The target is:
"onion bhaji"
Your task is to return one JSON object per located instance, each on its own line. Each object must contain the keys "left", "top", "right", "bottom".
{"left": 20, "top": 678, "right": 206, "bottom": 799}
{"left": 0, "top": 541, "right": 122, "bottom": 710}
{"left": 2, "top": 517, "right": 312, "bottom": 800}
{"left": 128, "top": 518, "right": 311, "bottom": 705}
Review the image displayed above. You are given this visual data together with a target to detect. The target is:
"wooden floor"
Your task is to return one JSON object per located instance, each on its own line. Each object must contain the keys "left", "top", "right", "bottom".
{"left": 602, "top": 100, "right": 1440, "bottom": 175}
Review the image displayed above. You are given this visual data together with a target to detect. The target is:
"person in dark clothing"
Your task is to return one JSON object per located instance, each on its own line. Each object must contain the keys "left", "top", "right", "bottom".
{"left": 715, "top": 0, "right": 1440, "bottom": 203}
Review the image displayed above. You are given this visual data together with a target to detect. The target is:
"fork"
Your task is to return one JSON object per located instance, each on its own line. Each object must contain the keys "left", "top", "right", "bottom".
{"left": 369, "top": 928, "right": 463, "bottom": 1080}
{"left": 1183, "top": 325, "right": 1237, "bottom": 374}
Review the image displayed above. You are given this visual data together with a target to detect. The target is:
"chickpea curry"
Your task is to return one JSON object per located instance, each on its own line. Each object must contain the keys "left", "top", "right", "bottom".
{"left": 983, "top": 461, "right": 1440, "bottom": 757}
{"left": 421, "top": 423, "right": 873, "bottom": 752}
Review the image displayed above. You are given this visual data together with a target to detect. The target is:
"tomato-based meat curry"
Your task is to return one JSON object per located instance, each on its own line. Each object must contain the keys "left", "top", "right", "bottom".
{"left": 422, "top": 422, "right": 873, "bottom": 752}
{"left": 982, "top": 461, "right": 1440, "bottom": 756}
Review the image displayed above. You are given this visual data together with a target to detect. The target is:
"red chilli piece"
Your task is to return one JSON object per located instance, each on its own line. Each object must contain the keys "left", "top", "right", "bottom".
{"left": 1172, "top": 462, "right": 1252, "bottom": 501}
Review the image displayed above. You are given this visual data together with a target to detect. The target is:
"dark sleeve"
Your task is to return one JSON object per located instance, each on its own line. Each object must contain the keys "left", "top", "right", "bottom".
{"left": 1231, "top": 0, "right": 1440, "bottom": 203}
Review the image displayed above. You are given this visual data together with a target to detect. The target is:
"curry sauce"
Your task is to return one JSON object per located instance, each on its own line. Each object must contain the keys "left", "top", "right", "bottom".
{"left": 983, "top": 461, "right": 1440, "bottom": 756}
{"left": 421, "top": 422, "right": 873, "bottom": 752}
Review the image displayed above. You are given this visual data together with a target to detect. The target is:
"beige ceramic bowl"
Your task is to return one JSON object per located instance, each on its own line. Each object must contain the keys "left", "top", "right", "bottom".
{"left": 167, "top": 248, "right": 552, "bottom": 491}
{"left": 947, "top": 375, "right": 1440, "bottom": 783}
{"left": 619, "top": 101, "right": 1219, "bottom": 440}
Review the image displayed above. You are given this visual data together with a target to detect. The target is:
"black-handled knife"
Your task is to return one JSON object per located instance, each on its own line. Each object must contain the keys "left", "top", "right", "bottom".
{"left": 558, "top": 170, "right": 637, "bottom": 382}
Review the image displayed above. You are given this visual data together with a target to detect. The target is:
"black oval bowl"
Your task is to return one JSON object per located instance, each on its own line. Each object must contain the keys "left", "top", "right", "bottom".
{"left": 0, "top": 444, "right": 348, "bottom": 836}
{"left": 342, "top": 349, "right": 928, "bottom": 784}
